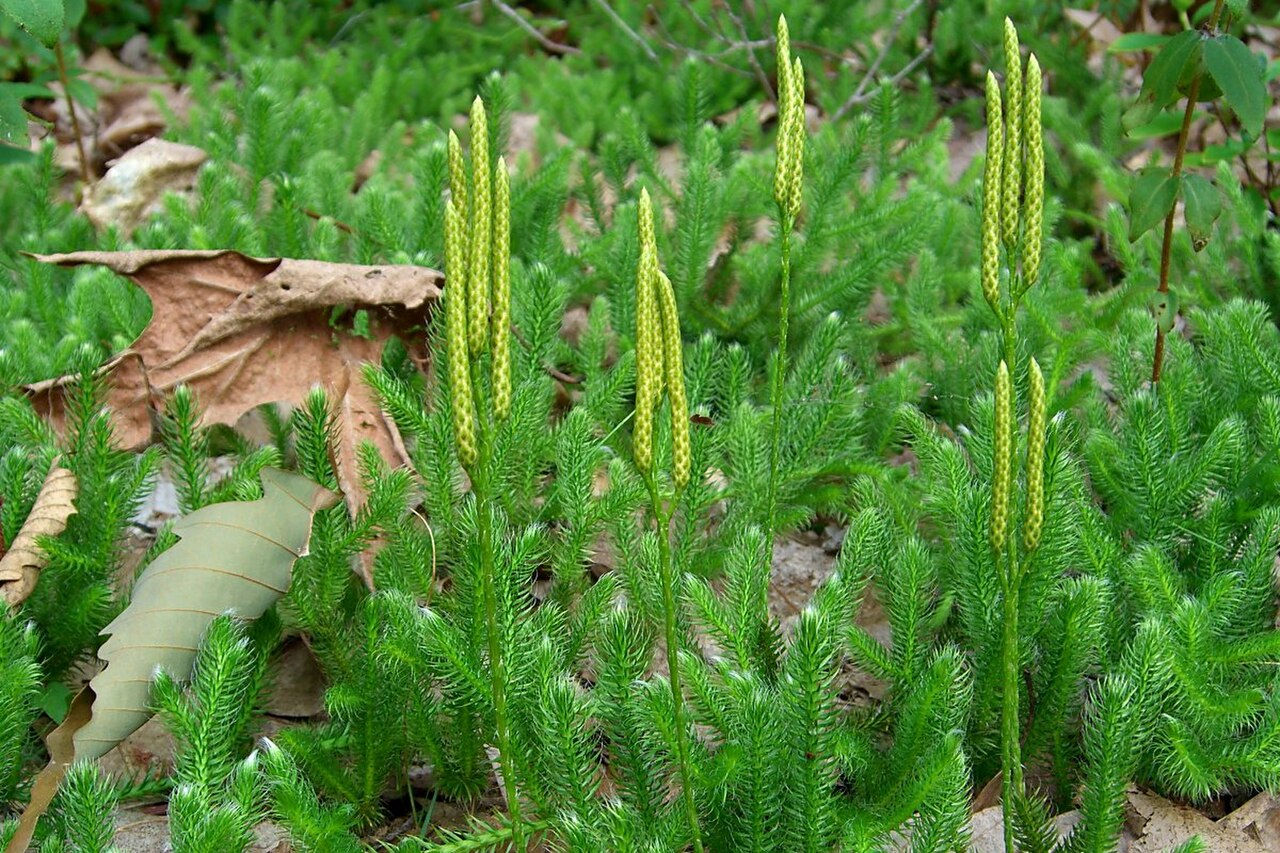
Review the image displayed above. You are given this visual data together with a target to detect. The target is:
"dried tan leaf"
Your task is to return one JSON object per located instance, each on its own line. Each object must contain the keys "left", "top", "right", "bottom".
{"left": 1126, "top": 787, "right": 1277, "bottom": 852}
{"left": 79, "top": 139, "right": 207, "bottom": 234}
{"left": 0, "top": 463, "right": 77, "bottom": 609}
{"left": 27, "top": 250, "right": 441, "bottom": 510}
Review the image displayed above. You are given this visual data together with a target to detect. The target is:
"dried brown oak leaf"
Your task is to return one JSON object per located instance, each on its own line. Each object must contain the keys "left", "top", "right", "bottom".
{"left": 0, "top": 462, "right": 77, "bottom": 609}
{"left": 26, "top": 251, "right": 441, "bottom": 513}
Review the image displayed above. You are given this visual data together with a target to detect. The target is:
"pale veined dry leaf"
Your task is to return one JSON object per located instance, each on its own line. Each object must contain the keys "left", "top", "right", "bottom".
{"left": 0, "top": 461, "right": 77, "bottom": 609}
{"left": 77, "top": 466, "right": 337, "bottom": 756}
{"left": 5, "top": 467, "right": 337, "bottom": 853}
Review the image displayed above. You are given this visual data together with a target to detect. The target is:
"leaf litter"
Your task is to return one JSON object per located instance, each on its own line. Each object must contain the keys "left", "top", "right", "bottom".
{"left": 0, "top": 461, "right": 77, "bottom": 609}
{"left": 6, "top": 468, "right": 337, "bottom": 852}
{"left": 26, "top": 249, "right": 441, "bottom": 512}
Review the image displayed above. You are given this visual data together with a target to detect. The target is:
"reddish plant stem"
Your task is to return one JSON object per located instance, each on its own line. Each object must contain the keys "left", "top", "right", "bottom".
{"left": 1151, "top": 0, "right": 1226, "bottom": 384}
{"left": 54, "top": 42, "right": 91, "bottom": 187}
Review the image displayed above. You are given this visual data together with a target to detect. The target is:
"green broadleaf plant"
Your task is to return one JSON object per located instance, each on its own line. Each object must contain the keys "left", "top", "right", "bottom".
{"left": 1201, "top": 32, "right": 1266, "bottom": 137}
{"left": 0, "top": 0, "right": 62, "bottom": 48}
{"left": 1121, "top": 0, "right": 1270, "bottom": 382}
{"left": 1127, "top": 167, "right": 1181, "bottom": 242}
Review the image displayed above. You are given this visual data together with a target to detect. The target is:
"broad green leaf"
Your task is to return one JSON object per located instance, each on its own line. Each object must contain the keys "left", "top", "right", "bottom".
{"left": 0, "top": 0, "right": 63, "bottom": 47}
{"left": 1136, "top": 29, "right": 1203, "bottom": 112}
{"left": 1109, "top": 33, "right": 1168, "bottom": 53}
{"left": 38, "top": 681, "right": 72, "bottom": 724}
{"left": 64, "top": 76, "right": 96, "bottom": 110}
{"left": 0, "top": 91, "right": 27, "bottom": 146}
{"left": 0, "top": 81, "right": 56, "bottom": 100}
{"left": 70, "top": 468, "right": 337, "bottom": 759}
{"left": 1181, "top": 173, "right": 1222, "bottom": 251}
{"left": 0, "top": 145, "right": 37, "bottom": 166}
{"left": 63, "top": 0, "right": 85, "bottom": 28}
{"left": 1128, "top": 167, "right": 1182, "bottom": 242}
{"left": 1148, "top": 288, "right": 1180, "bottom": 334}
{"left": 1202, "top": 34, "right": 1267, "bottom": 137}
{"left": 1126, "top": 110, "right": 1190, "bottom": 141}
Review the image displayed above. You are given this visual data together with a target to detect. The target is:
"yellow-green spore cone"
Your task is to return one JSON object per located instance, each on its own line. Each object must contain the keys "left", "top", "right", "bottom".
{"left": 445, "top": 200, "right": 478, "bottom": 469}
{"left": 634, "top": 189, "right": 663, "bottom": 474}
{"left": 656, "top": 270, "right": 690, "bottom": 489}
{"left": 1021, "top": 54, "right": 1044, "bottom": 291}
{"left": 491, "top": 157, "right": 512, "bottom": 422}
{"left": 991, "top": 360, "right": 1013, "bottom": 555}
{"left": 1000, "top": 18, "right": 1023, "bottom": 251}
{"left": 783, "top": 56, "right": 806, "bottom": 220}
{"left": 468, "top": 96, "right": 492, "bottom": 355}
{"left": 448, "top": 130, "right": 469, "bottom": 225}
{"left": 773, "top": 15, "right": 797, "bottom": 215}
{"left": 981, "top": 71, "right": 1004, "bottom": 314}
{"left": 1023, "top": 358, "right": 1046, "bottom": 553}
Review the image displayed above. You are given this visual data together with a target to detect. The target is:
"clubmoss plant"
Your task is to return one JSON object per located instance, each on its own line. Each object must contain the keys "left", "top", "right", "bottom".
{"left": 154, "top": 615, "right": 277, "bottom": 853}
{"left": 765, "top": 13, "right": 806, "bottom": 544}
{"left": 632, "top": 186, "right": 703, "bottom": 853}
{"left": 979, "top": 19, "right": 1049, "bottom": 852}
{"left": 445, "top": 95, "right": 525, "bottom": 849}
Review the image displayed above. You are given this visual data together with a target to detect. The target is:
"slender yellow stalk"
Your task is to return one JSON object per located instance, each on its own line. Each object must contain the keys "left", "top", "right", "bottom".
{"left": 784, "top": 56, "right": 806, "bottom": 220}
{"left": 981, "top": 72, "right": 1004, "bottom": 314}
{"left": 1001, "top": 18, "right": 1023, "bottom": 251}
{"left": 1023, "top": 358, "right": 1046, "bottom": 553}
{"left": 773, "top": 15, "right": 797, "bottom": 217}
{"left": 656, "top": 271, "right": 690, "bottom": 489}
{"left": 991, "top": 361, "right": 1013, "bottom": 554}
{"left": 468, "top": 96, "right": 492, "bottom": 355}
{"left": 1021, "top": 54, "right": 1044, "bottom": 291}
{"left": 491, "top": 157, "right": 512, "bottom": 421}
{"left": 445, "top": 200, "right": 478, "bottom": 469}
{"left": 632, "top": 204, "right": 703, "bottom": 853}
{"left": 634, "top": 189, "right": 663, "bottom": 474}
{"left": 448, "top": 130, "right": 469, "bottom": 225}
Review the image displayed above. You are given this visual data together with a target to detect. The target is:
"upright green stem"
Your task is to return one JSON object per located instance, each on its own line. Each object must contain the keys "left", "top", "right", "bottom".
{"left": 646, "top": 477, "right": 705, "bottom": 853}
{"left": 1000, "top": 549, "right": 1022, "bottom": 853}
{"left": 994, "top": 314, "right": 1020, "bottom": 853}
{"left": 764, "top": 217, "right": 794, "bottom": 543}
{"left": 472, "top": 428, "right": 525, "bottom": 851}
{"left": 1151, "top": 0, "right": 1226, "bottom": 385}
{"left": 1001, "top": 311, "right": 1016, "bottom": 375}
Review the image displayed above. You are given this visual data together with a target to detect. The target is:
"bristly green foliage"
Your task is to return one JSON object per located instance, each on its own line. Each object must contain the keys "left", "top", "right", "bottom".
{"left": 37, "top": 761, "right": 118, "bottom": 853}
{"left": 155, "top": 615, "right": 276, "bottom": 853}
{"left": 0, "top": 616, "right": 40, "bottom": 809}
{"left": 1081, "top": 305, "right": 1280, "bottom": 801}
{"left": 3, "top": 3, "right": 1280, "bottom": 851}
{"left": 0, "top": 369, "right": 155, "bottom": 680}
{"left": 259, "top": 740, "right": 363, "bottom": 853}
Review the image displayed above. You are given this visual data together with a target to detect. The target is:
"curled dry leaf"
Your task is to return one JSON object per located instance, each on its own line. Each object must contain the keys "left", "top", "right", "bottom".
{"left": 79, "top": 139, "right": 207, "bottom": 234}
{"left": 5, "top": 468, "right": 338, "bottom": 853}
{"left": 26, "top": 250, "right": 441, "bottom": 512}
{"left": 0, "top": 462, "right": 77, "bottom": 609}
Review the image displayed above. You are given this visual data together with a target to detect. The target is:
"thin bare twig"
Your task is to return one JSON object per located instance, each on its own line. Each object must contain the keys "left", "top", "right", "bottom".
{"left": 833, "top": 0, "right": 929, "bottom": 121}
{"left": 833, "top": 47, "right": 932, "bottom": 120}
{"left": 589, "top": 0, "right": 657, "bottom": 60}
{"left": 718, "top": 0, "right": 775, "bottom": 101}
{"left": 649, "top": 12, "right": 754, "bottom": 79}
{"left": 492, "top": 0, "right": 581, "bottom": 55}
